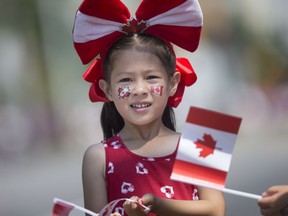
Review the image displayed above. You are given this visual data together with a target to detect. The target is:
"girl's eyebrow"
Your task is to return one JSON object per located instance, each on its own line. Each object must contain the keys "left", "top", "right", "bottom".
{"left": 124, "top": 69, "right": 163, "bottom": 74}
{"left": 113, "top": 69, "right": 164, "bottom": 78}
{"left": 113, "top": 71, "right": 133, "bottom": 79}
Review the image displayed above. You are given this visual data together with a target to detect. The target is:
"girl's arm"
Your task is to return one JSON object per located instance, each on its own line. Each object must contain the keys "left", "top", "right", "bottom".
{"left": 82, "top": 143, "right": 107, "bottom": 215}
{"left": 125, "top": 186, "right": 225, "bottom": 216}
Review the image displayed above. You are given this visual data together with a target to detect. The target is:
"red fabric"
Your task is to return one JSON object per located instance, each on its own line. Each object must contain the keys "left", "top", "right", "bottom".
{"left": 82, "top": 59, "right": 109, "bottom": 102}
{"left": 74, "top": 32, "right": 125, "bottom": 65}
{"left": 145, "top": 25, "right": 202, "bottom": 53}
{"left": 73, "top": 0, "right": 202, "bottom": 107}
{"left": 74, "top": 0, "right": 130, "bottom": 64}
{"left": 104, "top": 134, "right": 199, "bottom": 216}
{"left": 136, "top": 0, "right": 187, "bottom": 19}
{"left": 78, "top": 0, "right": 130, "bottom": 22}
{"left": 74, "top": 0, "right": 202, "bottom": 63}
{"left": 136, "top": 0, "right": 201, "bottom": 53}
{"left": 168, "top": 58, "right": 197, "bottom": 107}
{"left": 186, "top": 106, "right": 242, "bottom": 134}
{"left": 173, "top": 159, "right": 228, "bottom": 188}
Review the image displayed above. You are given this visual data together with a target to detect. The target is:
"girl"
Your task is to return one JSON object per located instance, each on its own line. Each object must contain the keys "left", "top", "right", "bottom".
{"left": 73, "top": 0, "right": 225, "bottom": 215}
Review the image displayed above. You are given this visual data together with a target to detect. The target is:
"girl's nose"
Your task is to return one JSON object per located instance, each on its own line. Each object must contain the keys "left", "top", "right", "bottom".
{"left": 131, "top": 81, "right": 149, "bottom": 96}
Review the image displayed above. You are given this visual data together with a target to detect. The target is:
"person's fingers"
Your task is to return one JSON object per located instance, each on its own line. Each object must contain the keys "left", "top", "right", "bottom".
{"left": 123, "top": 196, "right": 139, "bottom": 209}
{"left": 259, "top": 204, "right": 283, "bottom": 216}
{"left": 140, "top": 193, "right": 154, "bottom": 206}
{"left": 110, "top": 212, "right": 122, "bottom": 216}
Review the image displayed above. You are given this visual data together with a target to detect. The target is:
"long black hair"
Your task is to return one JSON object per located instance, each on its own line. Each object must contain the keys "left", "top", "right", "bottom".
{"left": 101, "top": 34, "right": 177, "bottom": 139}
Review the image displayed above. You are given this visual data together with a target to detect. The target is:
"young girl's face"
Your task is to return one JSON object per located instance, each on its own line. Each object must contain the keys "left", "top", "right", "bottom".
{"left": 100, "top": 47, "right": 179, "bottom": 126}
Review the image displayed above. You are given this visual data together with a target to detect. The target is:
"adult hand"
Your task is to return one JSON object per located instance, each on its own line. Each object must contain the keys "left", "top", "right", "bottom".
{"left": 258, "top": 185, "right": 288, "bottom": 216}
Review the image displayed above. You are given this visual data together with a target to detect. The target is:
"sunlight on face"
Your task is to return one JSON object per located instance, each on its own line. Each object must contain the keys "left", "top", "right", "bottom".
{"left": 108, "top": 48, "right": 172, "bottom": 126}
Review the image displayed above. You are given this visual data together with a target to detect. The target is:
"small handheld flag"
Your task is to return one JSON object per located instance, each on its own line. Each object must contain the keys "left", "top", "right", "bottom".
{"left": 52, "top": 198, "right": 150, "bottom": 216}
{"left": 171, "top": 106, "right": 261, "bottom": 200}
{"left": 52, "top": 198, "right": 98, "bottom": 216}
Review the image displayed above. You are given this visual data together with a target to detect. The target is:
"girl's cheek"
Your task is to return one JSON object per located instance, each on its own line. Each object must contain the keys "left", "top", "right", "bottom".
{"left": 150, "top": 86, "right": 163, "bottom": 96}
{"left": 116, "top": 85, "right": 164, "bottom": 99}
{"left": 118, "top": 86, "right": 131, "bottom": 99}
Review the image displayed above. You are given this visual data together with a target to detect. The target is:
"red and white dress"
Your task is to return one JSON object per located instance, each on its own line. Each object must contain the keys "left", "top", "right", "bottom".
{"left": 103, "top": 134, "right": 199, "bottom": 216}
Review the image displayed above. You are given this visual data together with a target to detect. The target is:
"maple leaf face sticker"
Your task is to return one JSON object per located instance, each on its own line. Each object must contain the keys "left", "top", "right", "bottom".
{"left": 160, "top": 186, "right": 175, "bottom": 198}
{"left": 151, "top": 86, "right": 163, "bottom": 96}
{"left": 118, "top": 86, "right": 131, "bottom": 99}
{"left": 194, "top": 133, "right": 217, "bottom": 158}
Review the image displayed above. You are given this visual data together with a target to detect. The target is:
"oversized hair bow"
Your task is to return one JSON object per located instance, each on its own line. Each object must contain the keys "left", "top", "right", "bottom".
{"left": 73, "top": 0, "right": 203, "bottom": 108}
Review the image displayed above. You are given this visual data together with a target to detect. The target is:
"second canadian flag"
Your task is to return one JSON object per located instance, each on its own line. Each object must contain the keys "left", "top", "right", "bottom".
{"left": 171, "top": 106, "right": 242, "bottom": 188}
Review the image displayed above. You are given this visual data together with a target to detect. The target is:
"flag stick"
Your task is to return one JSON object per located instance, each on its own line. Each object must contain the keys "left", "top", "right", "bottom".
{"left": 219, "top": 187, "right": 262, "bottom": 200}
{"left": 171, "top": 175, "right": 262, "bottom": 200}
{"left": 53, "top": 198, "right": 99, "bottom": 216}
{"left": 186, "top": 182, "right": 261, "bottom": 200}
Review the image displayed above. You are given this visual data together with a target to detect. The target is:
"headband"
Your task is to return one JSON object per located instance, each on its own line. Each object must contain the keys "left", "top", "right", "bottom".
{"left": 73, "top": 0, "right": 203, "bottom": 108}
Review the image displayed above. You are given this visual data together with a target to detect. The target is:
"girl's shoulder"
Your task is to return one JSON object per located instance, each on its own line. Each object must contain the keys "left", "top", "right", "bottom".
{"left": 83, "top": 134, "right": 120, "bottom": 163}
{"left": 83, "top": 142, "right": 106, "bottom": 166}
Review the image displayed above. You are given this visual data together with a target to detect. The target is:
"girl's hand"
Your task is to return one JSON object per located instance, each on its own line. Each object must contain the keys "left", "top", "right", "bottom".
{"left": 111, "top": 213, "right": 122, "bottom": 216}
{"left": 139, "top": 194, "right": 155, "bottom": 211}
{"left": 123, "top": 196, "right": 151, "bottom": 216}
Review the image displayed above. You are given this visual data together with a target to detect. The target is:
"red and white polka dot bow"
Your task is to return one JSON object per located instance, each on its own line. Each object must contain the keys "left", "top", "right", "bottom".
{"left": 73, "top": 0, "right": 203, "bottom": 107}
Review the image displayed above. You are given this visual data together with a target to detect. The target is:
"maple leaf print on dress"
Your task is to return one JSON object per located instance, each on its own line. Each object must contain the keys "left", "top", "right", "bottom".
{"left": 160, "top": 186, "right": 174, "bottom": 198}
{"left": 136, "top": 162, "right": 148, "bottom": 175}
{"left": 111, "top": 140, "right": 121, "bottom": 149}
{"left": 121, "top": 182, "right": 135, "bottom": 194}
{"left": 114, "top": 207, "right": 124, "bottom": 216}
{"left": 107, "top": 162, "right": 114, "bottom": 174}
{"left": 195, "top": 133, "right": 217, "bottom": 158}
{"left": 192, "top": 188, "right": 199, "bottom": 200}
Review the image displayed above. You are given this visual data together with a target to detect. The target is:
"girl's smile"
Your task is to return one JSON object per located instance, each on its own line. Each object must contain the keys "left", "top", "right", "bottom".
{"left": 130, "top": 102, "right": 152, "bottom": 113}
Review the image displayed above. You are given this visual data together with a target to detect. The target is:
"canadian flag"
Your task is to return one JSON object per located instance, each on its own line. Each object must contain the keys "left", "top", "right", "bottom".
{"left": 171, "top": 106, "right": 242, "bottom": 188}
{"left": 52, "top": 199, "right": 75, "bottom": 216}
{"left": 151, "top": 86, "right": 163, "bottom": 96}
{"left": 52, "top": 198, "right": 98, "bottom": 216}
{"left": 52, "top": 198, "right": 150, "bottom": 216}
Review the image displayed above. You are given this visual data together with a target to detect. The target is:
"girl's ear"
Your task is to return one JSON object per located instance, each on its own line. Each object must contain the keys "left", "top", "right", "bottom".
{"left": 169, "top": 71, "right": 181, "bottom": 96}
{"left": 99, "top": 79, "right": 113, "bottom": 101}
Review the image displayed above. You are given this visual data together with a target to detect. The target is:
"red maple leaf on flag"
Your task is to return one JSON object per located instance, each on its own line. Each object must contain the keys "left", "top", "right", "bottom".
{"left": 194, "top": 133, "right": 217, "bottom": 158}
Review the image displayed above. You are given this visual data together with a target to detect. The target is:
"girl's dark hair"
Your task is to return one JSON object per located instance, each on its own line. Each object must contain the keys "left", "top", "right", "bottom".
{"left": 100, "top": 34, "right": 177, "bottom": 139}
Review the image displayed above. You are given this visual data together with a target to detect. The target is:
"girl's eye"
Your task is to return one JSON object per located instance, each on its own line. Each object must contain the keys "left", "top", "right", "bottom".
{"left": 147, "top": 75, "right": 159, "bottom": 80}
{"left": 119, "top": 78, "right": 132, "bottom": 82}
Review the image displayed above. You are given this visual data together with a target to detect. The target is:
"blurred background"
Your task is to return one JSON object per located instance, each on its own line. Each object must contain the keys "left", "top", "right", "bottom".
{"left": 0, "top": 0, "right": 287, "bottom": 215}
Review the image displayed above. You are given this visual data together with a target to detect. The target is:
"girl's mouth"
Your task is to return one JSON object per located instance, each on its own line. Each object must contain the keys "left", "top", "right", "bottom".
{"left": 130, "top": 103, "right": 151, "bottom": 109}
